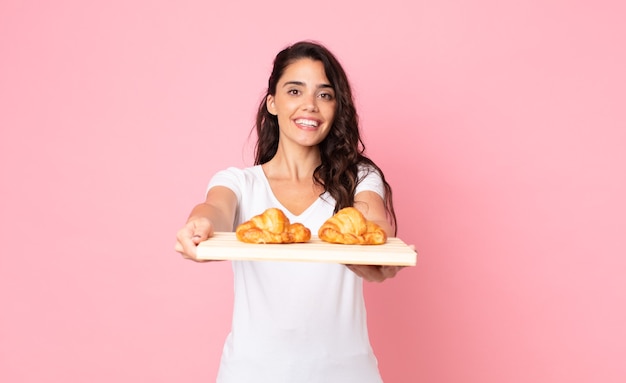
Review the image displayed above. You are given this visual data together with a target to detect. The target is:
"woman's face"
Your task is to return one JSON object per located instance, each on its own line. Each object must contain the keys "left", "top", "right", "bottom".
{"left": 267, "top": 58, "right": 336, "bottom": 149}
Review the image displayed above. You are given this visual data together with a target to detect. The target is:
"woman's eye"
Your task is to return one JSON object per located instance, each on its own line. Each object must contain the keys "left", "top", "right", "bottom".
{"left": 287, "top": 89, "right": 300, "bottom": 96}
{"left": 319, "top": 92, "right": 335, "bottom": 100}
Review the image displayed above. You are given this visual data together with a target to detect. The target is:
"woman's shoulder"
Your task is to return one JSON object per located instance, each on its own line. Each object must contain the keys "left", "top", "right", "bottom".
{"left": 209, "top": 165, "right": 264, "bottom": 186}
{"left": 357, "top": 162, "right": 382, "bottom": 178}
{"left": 215, "top": 165, "right": 261, "bottom": 176}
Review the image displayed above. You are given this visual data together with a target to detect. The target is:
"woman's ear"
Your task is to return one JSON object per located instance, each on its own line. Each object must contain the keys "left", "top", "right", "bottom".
{"left": 266, "top": 95, "right": 277, "bottom": 116}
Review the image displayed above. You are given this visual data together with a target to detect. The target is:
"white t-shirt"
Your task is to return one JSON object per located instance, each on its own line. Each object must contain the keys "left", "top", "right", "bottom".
{"left": 207, "top": 165, "right": 385, "bottom": 383}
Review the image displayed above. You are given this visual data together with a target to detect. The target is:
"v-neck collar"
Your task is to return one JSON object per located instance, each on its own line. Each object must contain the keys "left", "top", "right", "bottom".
{"left": 254, "top": 165, "right": 325, "bottom": 219}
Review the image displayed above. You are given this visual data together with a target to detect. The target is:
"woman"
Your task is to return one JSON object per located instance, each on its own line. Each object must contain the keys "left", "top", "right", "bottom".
{"left": 175, "top": 41, "right": 403, "bottom": 383}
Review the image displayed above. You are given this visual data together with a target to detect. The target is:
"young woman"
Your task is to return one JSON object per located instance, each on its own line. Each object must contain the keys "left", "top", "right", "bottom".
{"left": 175, "top": 41, "right": 403, "bottom": 383}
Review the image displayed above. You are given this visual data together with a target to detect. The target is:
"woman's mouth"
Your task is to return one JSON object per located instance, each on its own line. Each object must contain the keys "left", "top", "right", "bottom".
{"left": 294, "top": 118, "right": 319, "bottom": 130}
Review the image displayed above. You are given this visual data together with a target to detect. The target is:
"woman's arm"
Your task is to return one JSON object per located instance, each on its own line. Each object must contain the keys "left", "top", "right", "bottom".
{"left": 353, "top": 190, "right": 395, "bottom": 236}
{"left": 349, "top": 190, "right": 404, "bottom": 282}
{"left": 174, "top": 186, "right": 238, "bottom": 262}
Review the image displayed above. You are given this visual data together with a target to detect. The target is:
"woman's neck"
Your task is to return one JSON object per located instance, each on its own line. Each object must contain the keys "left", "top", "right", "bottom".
{"left": 263, "top": 145, "right": 321, "bottom": 182}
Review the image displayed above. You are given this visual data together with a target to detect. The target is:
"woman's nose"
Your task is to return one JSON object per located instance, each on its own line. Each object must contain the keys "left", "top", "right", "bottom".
{"left": 301, "top": 93, "right": 318, "bottom": 112}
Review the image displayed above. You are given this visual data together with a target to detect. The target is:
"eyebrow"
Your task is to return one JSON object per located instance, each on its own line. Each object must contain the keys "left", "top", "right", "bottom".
{"left": 282, "top": 81, "right": 334, "bottom": 90}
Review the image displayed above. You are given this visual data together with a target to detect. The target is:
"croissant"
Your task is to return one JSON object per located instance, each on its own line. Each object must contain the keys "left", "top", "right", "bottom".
{"left": 318, "top": 207, "right": 387, "bottom": 245}
{"left": 236, "top": 208, "right": 311, "bottom": 244}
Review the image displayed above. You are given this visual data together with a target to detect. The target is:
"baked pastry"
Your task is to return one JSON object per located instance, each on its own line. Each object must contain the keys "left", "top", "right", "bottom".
{"left": 236, "top": 208, "right": 311, "bottom": 244}
{"left": 318, "top": 207, "right": 387, "bottom": 245}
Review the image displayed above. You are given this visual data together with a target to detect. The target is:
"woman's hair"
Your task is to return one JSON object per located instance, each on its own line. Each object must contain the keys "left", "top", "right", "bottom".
{"left": 254, "top": 40, "right": 397, "bottom": 233}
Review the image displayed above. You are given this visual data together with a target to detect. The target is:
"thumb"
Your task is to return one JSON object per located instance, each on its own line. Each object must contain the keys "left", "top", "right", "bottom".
{"left": 190, "top": 220, "right": 214, "bottom": 244}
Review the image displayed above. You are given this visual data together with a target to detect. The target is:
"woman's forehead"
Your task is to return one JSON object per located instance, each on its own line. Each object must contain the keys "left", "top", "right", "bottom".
{"left": 279, "top": 58, "right": 330, "bottom": 85}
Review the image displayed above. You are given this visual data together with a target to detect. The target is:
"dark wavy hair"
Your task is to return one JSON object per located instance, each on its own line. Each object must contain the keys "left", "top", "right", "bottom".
{"left": 254, "top": 41, "right": 397, "bottom": 234}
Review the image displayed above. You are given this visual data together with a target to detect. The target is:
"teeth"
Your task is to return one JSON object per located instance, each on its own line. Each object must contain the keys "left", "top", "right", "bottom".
{"left": 295, "top": 119, "right": 318, "bottom": 127}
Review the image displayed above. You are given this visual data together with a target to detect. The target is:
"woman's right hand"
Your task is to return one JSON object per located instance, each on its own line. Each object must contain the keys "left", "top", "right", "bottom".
{"left": 175, "top": 187, "right": 238, "bottom": 262}
{"left": 174, "top": 217, "right": 214, "bottom": 262}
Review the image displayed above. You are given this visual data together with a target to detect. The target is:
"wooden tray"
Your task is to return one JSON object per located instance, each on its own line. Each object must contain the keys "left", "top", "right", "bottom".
{"left": 196, "top": 232, "right": 416, "bottom": 266}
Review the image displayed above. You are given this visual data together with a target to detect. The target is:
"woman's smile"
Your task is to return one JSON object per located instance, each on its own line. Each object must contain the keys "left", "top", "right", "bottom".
{"left": 294, "top": 117, "right": 320, "bottom": 130}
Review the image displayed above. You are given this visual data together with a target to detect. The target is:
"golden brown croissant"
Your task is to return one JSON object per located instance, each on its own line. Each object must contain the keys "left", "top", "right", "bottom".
{"left": 318, "top": 207, "right": 387, "bottom": 245}
{"left": 236, "top": 208, "right": 311, "bottom": 244}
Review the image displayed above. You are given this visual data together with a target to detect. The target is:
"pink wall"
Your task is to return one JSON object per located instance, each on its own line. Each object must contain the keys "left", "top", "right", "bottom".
{"left": 1, "top": 1, "right": 624, "bottom": 382}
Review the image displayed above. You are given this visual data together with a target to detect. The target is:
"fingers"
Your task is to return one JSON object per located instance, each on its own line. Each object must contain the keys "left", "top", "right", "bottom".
{"left": 346, "top": 265, "right": 384, "bottom": 282}
{"left": 174, "top": 242, "right": 184, "bottom": 253}
{"left": 175, "top": 226, "right": 198, "bottom": 257}
{"left": 382, "top": 265, "right": 404, "bottom": 279}
{"left": 346, "top": 265, "right": 404, "bottom": 282}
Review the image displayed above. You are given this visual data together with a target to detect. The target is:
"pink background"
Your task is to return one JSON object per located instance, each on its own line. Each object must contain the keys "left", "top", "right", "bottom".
{"left": 1, "top": 1, "right": 625, "bottom": 382}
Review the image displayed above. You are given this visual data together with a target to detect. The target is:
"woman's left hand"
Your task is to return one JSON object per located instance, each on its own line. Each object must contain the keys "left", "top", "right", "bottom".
{"left": 345, "top": 244, "right": 415, "bottom": 282}
{"left": 345, "top": 264, "right": 405, "bottom": 282}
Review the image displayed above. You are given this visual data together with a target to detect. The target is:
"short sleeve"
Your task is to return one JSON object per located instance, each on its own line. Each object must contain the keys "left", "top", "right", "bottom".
{"left": 355, "top": 165, "right": 385, "bottom": 199}
{"left": 206, "top": 167, "right": 244, "bottom": 203}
